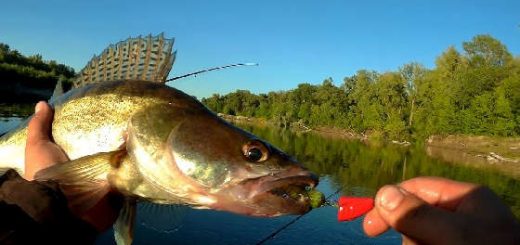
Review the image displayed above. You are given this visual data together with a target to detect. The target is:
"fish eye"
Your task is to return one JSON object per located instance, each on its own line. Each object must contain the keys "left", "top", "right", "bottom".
{"left": 242, "top": 140, "right": 270, "bottom": 163}
{"left": 246, "top": 148, "right": 263, "bottom": 162}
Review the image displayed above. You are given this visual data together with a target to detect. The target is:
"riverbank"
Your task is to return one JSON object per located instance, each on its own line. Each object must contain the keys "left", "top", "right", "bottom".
{"left": 218, "top": 113, "right": 365, "bottom": 139}
{"left": 0, "top": 103, "right": 34, "bottom": 117}
{"left": 427, "top": 135, "right": 520, "bottom": 162}
{"left": 0, "top": 80, "right": 55, "bottom": 103}
{"left": 218, "top": 113, "right": 520, "bottom": 179}
{"left": 1, "top": 43, "right": 75, "bottom": 103}
{"left": 426, "top": 135, "right": 520, "bottom": 179}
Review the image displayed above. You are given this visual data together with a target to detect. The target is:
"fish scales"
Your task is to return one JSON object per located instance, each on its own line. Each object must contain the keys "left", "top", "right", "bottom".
{"left": 0, "top": 34, "right": 323, "bottom": 245}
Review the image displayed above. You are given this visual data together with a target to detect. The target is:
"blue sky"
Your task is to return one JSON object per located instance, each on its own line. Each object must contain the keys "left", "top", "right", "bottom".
{"left": 1, "top": 0, "right": 519, "bottom": 98}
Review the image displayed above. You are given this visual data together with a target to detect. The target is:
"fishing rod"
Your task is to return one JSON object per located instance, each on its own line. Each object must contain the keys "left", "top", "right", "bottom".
{"left": 166, "top": 63, "right": 258, "bottom": 82}
{"left": 255, "top": 189, "right": 375, "bottom": 244}
{"left": 255, "top": 188, "right": 343, "bottom": 245}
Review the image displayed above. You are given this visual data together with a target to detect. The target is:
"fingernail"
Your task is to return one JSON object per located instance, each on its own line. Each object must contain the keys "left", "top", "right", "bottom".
{"left": 35, "top": 101, "right": 45, "bottom": 114}
{"left": 378, "top": 185, "right": 405, "bottom": 211}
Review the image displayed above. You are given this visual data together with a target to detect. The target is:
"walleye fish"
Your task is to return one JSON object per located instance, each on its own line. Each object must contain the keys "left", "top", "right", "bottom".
{"left": 0, "top": 34, "right": 322, "bottom": 244}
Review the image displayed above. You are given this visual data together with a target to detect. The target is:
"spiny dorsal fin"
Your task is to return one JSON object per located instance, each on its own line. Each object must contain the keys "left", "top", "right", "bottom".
{"left": 50, "top": 78, "right": 64, "bottom": 101}
{"left": 73, "top": 33, "right": 175, "bottom": 88}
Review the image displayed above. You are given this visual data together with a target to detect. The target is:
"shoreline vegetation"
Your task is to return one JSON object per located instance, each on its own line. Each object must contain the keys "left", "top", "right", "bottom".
{"left": 204, "top": 35, "right": 519, "bottom": 141}
{"left": 220, "top": 113, "right": 520, "bottom": 179}
{"left": 0, "top": 43, "right": 75, "bottom": 103}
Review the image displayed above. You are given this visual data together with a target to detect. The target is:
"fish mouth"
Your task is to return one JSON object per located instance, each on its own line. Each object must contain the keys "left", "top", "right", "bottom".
{"left": 212, "top": 169, "right": 319, "bottom": 217}
{"left": 246, "top": 172, "right": 319, "bottom": 216}
{"left": 261, "top": 175, "right": 318, "bottom": 199}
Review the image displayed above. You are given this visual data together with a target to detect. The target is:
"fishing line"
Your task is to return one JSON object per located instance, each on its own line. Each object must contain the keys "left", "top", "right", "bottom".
{"left": 254, "top": 187, "right": 342, "bottom": 245}
{"left": 166, "top": 63, "right": 258, "bottom": 82}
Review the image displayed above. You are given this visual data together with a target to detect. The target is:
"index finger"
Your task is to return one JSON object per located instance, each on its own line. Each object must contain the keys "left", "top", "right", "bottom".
{"left": 399, "top": 176, "right": 480, "bottom": 210}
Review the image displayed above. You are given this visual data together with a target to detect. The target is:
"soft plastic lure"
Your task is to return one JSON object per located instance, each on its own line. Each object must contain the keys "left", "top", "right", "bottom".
{"left": 337, "top": 197, "right": 374, "bottom": 221}
{"left": 322, "top": 196, "right": 374, "bottom": 221}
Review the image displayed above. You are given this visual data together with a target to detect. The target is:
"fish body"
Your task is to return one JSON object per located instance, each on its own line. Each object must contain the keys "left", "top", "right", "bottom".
{"left": 0, "top": 35, "right": 321, "bottom": 244}
{"left": 0, "top": 78, "right": 318, "bottom": 216}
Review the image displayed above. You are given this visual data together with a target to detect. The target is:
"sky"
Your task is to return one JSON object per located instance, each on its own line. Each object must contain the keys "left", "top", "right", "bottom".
{"left": 1, "top": 0, "right": 519, "bottom": 98}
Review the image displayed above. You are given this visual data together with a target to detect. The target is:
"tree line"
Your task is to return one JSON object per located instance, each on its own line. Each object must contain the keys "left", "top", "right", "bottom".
{"left": 0, "top": 43, "right": 75, "bottom": 102}
{"left": 202, "top": 35, "right": 520, "bottom": 140}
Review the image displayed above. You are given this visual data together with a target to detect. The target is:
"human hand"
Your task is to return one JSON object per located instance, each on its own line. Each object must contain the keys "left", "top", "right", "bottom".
{"left": 25, "top": 101, "right": 122, "bottom": 231}
{"left": 24, "top": 101, "right": 69, "bottom": 180}
{"left": 363, "top": 177, "right": 520, "bottom": 245}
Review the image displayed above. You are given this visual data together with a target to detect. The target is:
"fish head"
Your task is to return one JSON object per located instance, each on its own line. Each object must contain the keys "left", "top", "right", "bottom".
{"left": 164, "top": 108, "right": 320, "bottom": 217}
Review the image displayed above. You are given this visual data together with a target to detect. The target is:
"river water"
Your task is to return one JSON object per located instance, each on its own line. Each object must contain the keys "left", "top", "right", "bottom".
{"left": 1, "top": 104, "right": 519, "bottom": 245}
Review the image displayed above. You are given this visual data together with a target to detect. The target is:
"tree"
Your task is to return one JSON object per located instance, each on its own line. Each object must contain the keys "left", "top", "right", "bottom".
{"left": 293, "top": 83, "right": 316, "bottom": 124}
{"left": 504, "top": 78, "right": 520, "bottom": 111}
{"left": 463, "top": 34, "right": 512, "bottom": 68}
{"left": 202, "top": 94, "right": 224, "bottom": 112}
{"left": 499, "top": 70, "right": 520, "bottom": 134}
{"left": 400, "top": 63, "right": 427, "bottom": 128}
{"left": 435, "top": 46, "right": 465, "bottom": 80}
{"left": 493, "top": 87, "right": 515, "bottom": 136}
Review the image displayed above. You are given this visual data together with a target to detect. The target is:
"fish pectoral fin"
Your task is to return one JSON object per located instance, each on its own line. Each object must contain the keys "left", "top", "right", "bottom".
{"left": 34, "top": 150, "right": 127, "bottom": 215}
{"left": 138, "top": 201, "right": 189, "bottom": 233}
{"left": 114, "top": 198, "right": 137, "bottom": 245}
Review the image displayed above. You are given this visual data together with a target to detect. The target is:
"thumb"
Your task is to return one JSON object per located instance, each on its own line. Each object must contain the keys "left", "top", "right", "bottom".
{"left": 27, "top": 101, "right": 54, "bottom": 145}
{"left": 25, "top": 101, "right": 68, "bottom": 180}
{"left": 374, "top": 185, "right": 466, "bottom": 244}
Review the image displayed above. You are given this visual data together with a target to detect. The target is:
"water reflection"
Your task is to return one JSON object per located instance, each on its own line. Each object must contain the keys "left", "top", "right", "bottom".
{"left": 0, "top": 117, "right": 23, "bottom": 135}
{"left": 239, "top": 124, "right": 520, "bottom": 218}
{"left": 0, "top": 103, "right": 33, "bottom": 118}
{"left": 0, "top": 104, "right": 31, "bottom": 135}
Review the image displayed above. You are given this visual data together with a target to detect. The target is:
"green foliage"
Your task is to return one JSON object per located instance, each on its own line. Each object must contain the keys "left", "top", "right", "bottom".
{"left": 0, "top": 42, "right": 76, "bottom": 102}
{"left": 463, "top": 34, "right": 512, "bottom": 67}
{"left": 204, "top": 34, "right": 520, "bottom": 139}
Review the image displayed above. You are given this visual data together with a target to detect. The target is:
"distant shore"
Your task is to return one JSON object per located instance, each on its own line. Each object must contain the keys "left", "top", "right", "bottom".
{"left": 0, "top": 80, "right": 55, "bottom": 103}
{"left": 426, "top": 135, "right": 520, "bottom": 179}
{"left": 218, "top": 113, "right": 520, "bottom": 178}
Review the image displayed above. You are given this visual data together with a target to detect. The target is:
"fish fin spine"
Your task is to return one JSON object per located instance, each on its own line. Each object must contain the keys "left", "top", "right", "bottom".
{"left": 73, "top": 33, "right": 175, "bottom": 88}
{"left": 114, "top": 198, "right": 137, "bottom": 245}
